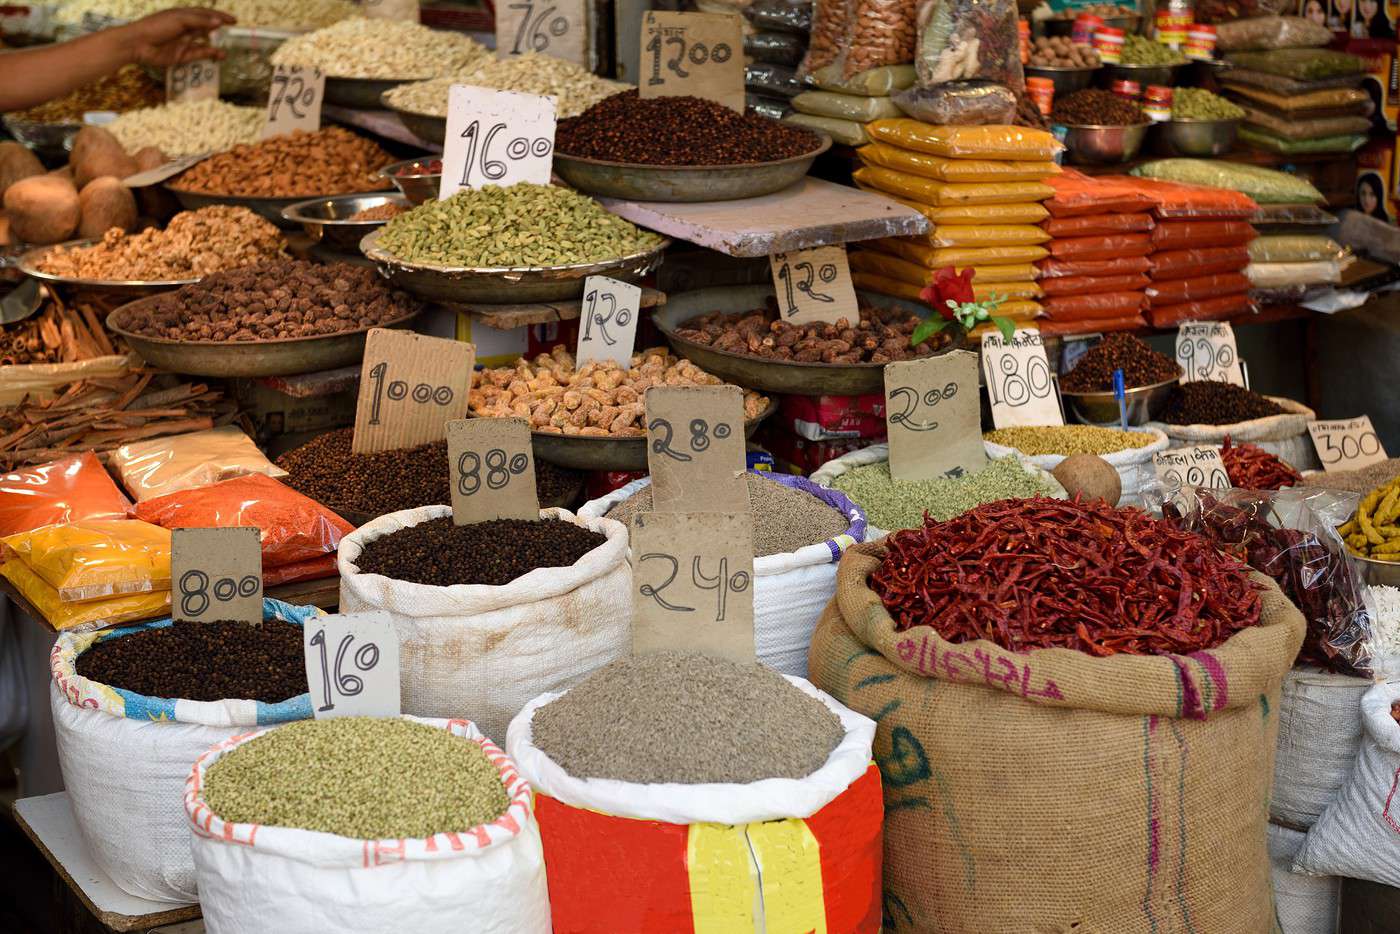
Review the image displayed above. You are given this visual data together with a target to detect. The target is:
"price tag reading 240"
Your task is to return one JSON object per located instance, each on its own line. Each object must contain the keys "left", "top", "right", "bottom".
{"left": 496, "top": 0, "right": 588, "bottom": 66}
{"left": 170, "top": 527, "right": 262, "bottom": 624}
{"left": 446, "top": 417, "right": 539, "bottom": 525}
{"left": 645, "top": 384, "right": 750, "bottom": 514}
{"left": 980, "top": 329, "right": 1063, "bottom": 429}
{"left": 351, "top": 329, "right": 475, "bottom": 455}
{"left": 166, "top": 60, "right": 219, "bottom": 103}
{"left": 262, "top": 65, "right": 323, "bottom": 139}
{"left": 1153, "top": 446, "right": 1231, "bottom": 492}
{"left": 303, "top": 611, "right": 401, "bottom": 720}
{"left": 1176, "top": 322, "right": 1244, "bottom": 386}
{"left": 640, "top": 11, "right": 745, "bottom": 112}
{"left": 439, "top": 85, "right": 556, "bottom": 199}
{"left": 1309, "top": 416, "right": 1389, "bottom": 471}
{"left": 768, "top": 244, "right": 858, "bottom": 326}
{"left": 631, "top": 512, "right": 755, "bottom": 663}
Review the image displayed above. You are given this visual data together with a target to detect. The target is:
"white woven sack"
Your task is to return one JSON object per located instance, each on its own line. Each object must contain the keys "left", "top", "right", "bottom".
{"left": 1268, "top": 823, "right": 1340, "bottom": 934}
{"left": 983, "top": 426, "right": 1168, "bottom": 508}
{"left": 1294, "top": 681, "right": 1400, "bottom": 885}
{"left": 578, "top": 475, "right": 866, "bottom": 676}
{"left": 1272, "top": 666, "right": 1373, "bottom": 830}
{"left": 507, "top": 675, "right": 875, "bottom": 824}
{"left": 186, "top": 716, "right": 549, "bottom": 934}
{"left": 338, "top": 506, "right": 629, "bottom": 744}
{"left": 49, "top": 600, "right": 319, "bottom": 904}
{"left": 1149, "top": 396, "right": 1319, "bottom": 471}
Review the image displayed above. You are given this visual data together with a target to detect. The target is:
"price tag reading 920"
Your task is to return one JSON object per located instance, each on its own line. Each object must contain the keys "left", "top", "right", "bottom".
{"left": 446, "top": 417, "right": 539, "bottom": 525}
{"left": 1176, "top": 322, "right": 1244, "bottom": 386}
{"left": 1153, "top": 446, "right": 1232, "bottom": 493}
{"left": 1309, "top": 416, "right": 1389, "bottom": 471}
{"left": 630, "top": 511, "right": 755, "bottom": 663}
{"left": 304, "top": 611, "right": 401, "bottom": 719}
{"left": 980, "top": 329, "right": 1063, "bottom": 429}
{"left": 768, "top": 244, "right": 858, "bottom": 326}
{"left": 170, "top": 527, "right": 262, "bottom": 624}
{"left": 645, "top": 384, "right": 750, "bottom": 514}
{"left": 262, "top": 65, "right": 323, "bottom": 139}
{"left": 439, "top": 85, "right": 556, "bottom": 199}
{"left": 166, "top": 59, "right": 219, "bottom": 103}
{"left": 575, "top": 275, "right": 642, "bottom": 368}
{"left": 496, "top": 0, "right": 588, "bottom": 66}
{"left": 351, "top": 329, "right": 475, "bottom": 454}
{"left": 641, "top": 11, "right": 745, "bottom": 112}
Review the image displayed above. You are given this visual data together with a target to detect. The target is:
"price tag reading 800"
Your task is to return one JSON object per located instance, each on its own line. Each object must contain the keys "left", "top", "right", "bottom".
{"left": 440, "top": 86, "right": 556, "bottom": 199}
{"left": 980, "top": 329, "right": 1064, "bottom": 429}
{"left": 303, "top": 611, "right": 401, "bottom": 719}
{"left": 170, "top": 527, "right": 263, "bottom": 624}
{"left": 1176, "top": 322, "right": 1244, "bottom": 386}
{"left": 1153, "top": 446, "right": 1232, "bottom": 493}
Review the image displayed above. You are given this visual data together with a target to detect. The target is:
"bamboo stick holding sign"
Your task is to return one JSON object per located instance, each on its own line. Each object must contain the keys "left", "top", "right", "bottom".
{"left": 351, "top": 329, "right": 475, "bottom": 454}
{"left": 640, "top": 11, "right": 745, "bottom": 112}
{"left": 446, "top": 417, "right": 539, "bottom": 524}
{"left": 883, "top": 349, "right": 986, "bottom": 481}
{"left": 171, "top": 527, "right": 262, "bottom": 624}
{"left": 768, "top": 244, "right": 858, "bottom": 326}
{"left": 645, "top": 384, "right": 750, "bottom": 514}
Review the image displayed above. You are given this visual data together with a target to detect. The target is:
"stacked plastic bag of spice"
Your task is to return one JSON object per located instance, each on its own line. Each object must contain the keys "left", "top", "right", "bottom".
{"left": 1245, "top": 234, "right": 1355, "bottom": 295}
{"left": 848, "top": 121, "right": 1061, "bottom": 330}
{"left": 785, "top": 65, "right": 915, "bottom": 146}
{"left": 745, "top": 0, "right": 815, "bottom": 119}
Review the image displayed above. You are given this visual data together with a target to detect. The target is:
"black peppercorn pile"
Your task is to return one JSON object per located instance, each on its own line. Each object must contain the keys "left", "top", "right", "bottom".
{"left": 1052, "top": 89, "right": 1145, "bottom": 126}
{"left": 556, "top": 90, "right": 822, "bottom": 165}
{"left": 1060, "top": 334, "right": 1182, "bottom": 392}
{"left": 1160, "top": 381, "right": 1288, "bottom": 425}
{"left": 353, "top": 517, "right": 605, "bottom": 587}
{"left": 277, "top": 428, "right": 582, "bottom": 517}
{"left": 75, "top": 620, "right": 307, "bottom": 703}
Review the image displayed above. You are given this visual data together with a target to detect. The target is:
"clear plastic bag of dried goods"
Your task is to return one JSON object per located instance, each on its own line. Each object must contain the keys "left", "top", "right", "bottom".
{"left": 746, "top": 0, "right": 814, "bottom": 33}
{"left": 1044, "top": 213, "right": 1154, "bottom": 237}
{"left": 748, "top": 93, "right": 794, "bottom": 119}
{"left": 1225, "top": 48, "right": 1368, "bottom": 81}
{"left": 1250, "top": 203, "right": 1338, "bottom": 226}
{"left": 1216, "top": 15, "right": 1335, "bottom": 51}
{"left": 1113, "top": 175, "right": 1260, "bottom": 219}
{"left": 784, "top": 112, "right": 867, "bottom": 144}
{"left": 111, "top": 426, "right": 287, "bottom": 503}
{"left": 914, "top": 0, "right": 1023, "bottom": 90}
{"left": 746, "top": 63, "right": 804, "bottom": 98}
{"left": 1039, "top": 273, "right": 1151, "bottom": 295}
{"left": 1151, "top": 219, "right": 1258, "bottom": 250}
{"left": 920, "top": 224, "right": 1049, "bottom": 247}
{"left": 1, "top": 519, "right": 170, "bottom": 603}
{"left": 1036, "top": 313, "right": 1146, "bottom": 336}
{"left": 1245, "top": 260, "right": 1347, "bottom": 287}
{"left": 746, "top": 30, "right": 808, "bottom": 66}
{"left": 1193, "top": 0, "right": 1291, "bottom": 24}
{"left": 891, "top": 79, "right": 1017, "bottom": 124}
{"left": 805, "top": 63, "right": 918, "bottom": 94}
{"left": 801, "top": 0, "right": 918, "bottom": 80}
{"left": 1043, "top": 170, "right": 1156, "bottom": 217}
{"left": 1038, "top": 255, "right": 1152, "bottom": 278}
{"left": 1041, "top": 291, "right": 1146, "bottom": 320}
{"left": 1249, "top": 234, "right": 1350, "bottom": 264}
{"left": 1157, "top": 487, "right": 1374, "bottom": 676}
{"left": 0, "top": 452, "right": 131, "bottom": 539}
{"left": 1047, "top": 233, "right": 1154, "bottom": 260}
{"left": 1131, "top": 159, "right": 1323, "bottom": 205}
{"left": 1222, "top": 82, "right": 1370, "bottom": 115}
{"left": 853, "top": 165, "right": 1055, "bottom": 205}
{"left": 1150, "top": 245, "right": 1252, "bottom": 278}
{"left": 794, "top": 89, "right": 903, "bottom": 121}
{"left": 1238, "top": 127, "right": 1367, "bottom": 156}
{"left": 1222, "top": 68, "right": 1366, "bottom": 94}
{"left": 1240, "top": 106, "right": 1372, "bottom": 141}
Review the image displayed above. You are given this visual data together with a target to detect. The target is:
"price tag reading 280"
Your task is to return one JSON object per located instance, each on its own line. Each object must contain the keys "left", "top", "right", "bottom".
{"left": 446, "top": 417, "right": 539, "bottom": 524}
{"left": 645, "top": 384, "right": 750, "bottom": 514}
{"left": 640, "top": 11, "right": 745, "bottom": 112}
{"left": 170, "top": 527, "right": 262, "bottom": 624}
{"left": 352, "top": 328, "right": 475, "bottom": 454}
{"left": 768, "top": 244, "right": 858, "bottom": 326}
{"left": 303, "top": 611, "right": 401, "bottom": 719}
{"left": 262, "top": 65, "right": 323, "bottom": 139}
{"left": 1176, "top": 322, "right": 1244, "bottom": 386}
{"left": 439, "top": 85, "right": 556, "bottom": 199}
{"left": 1309, "top": 416, "right": 1389, "bottom": 471}
{"left": 980, "top": 329, "right": 1063, "bottom": 429}
{"left": 631, "top": 511, "right": 755, "bottom": 663}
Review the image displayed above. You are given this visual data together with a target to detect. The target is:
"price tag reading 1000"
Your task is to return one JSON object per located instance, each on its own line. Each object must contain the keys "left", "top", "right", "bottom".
{"left": 170, "top": 527, "right": 263, "bottom": 624}
{"left": 352, "top": 329, "right": 475, "bottom": 455}
{"left": 303, "top": 611, "right": 401, "bottom": 719}
{"left": 439, "top": 85, "right": 556, "bottom": 199}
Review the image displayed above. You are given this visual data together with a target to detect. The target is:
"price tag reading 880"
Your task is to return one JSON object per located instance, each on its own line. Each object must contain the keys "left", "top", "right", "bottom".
{"left": 1308, "top": 416, "right": 1389, "bottom": 471}
{"left": 640, "top": 11, "right": 745, "bottom": 112}
{"left": 303, "top": 611, "right": 401, "bottom": 719}
{"left": 645, "top": 384, "right": 750, "bottom": 514}
{"left": 980, "top": 329, "right": 1064, "bottom": 429}
{"left": 1176, "top": 322, "right": 1244, "bottom": 386}
{"left": 262, "top": 65, "right": 323, "bottom": 139}
{"left": 446, "top": 417, "right": 539, "bottom": 524}
{"left": 439, "top": 85, "right": 556, "bottom": 199}
{"left": 170, "top": 527, "right": 262, "bottom": 624}
{"left": 1153, "top": 446, "right": 1232, "bottom": 493}
{"left": 166, "top": 60, "right": 219, "bottom": 103}
{"left": 497, "top": 0, "right": 588, "bottom": 65}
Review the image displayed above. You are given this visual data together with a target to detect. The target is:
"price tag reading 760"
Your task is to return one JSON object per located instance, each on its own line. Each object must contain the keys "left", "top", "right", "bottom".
{"left": 262, "top": 65, "right": 323, "bottom": 139}
{"left": 640, "top": 11, "right": 745, "bottom": 112}
{"left": 170, "top": 527, "right": 262, "bottom": 624}
{"left": 497, "top": 0, "right": 587, "bottom": 65}
{"left": 440, "top": 85, "right": 556, "bottom": 199}
{"left": 1309, "top": 416, "right": 1389, "bottom": 471}
{"left": 631, "top": 512, "right": 755, "bottom": 662}
{"left": 645, "top": 384, "right": 750, "bottom": 514}
{"left": 303, "top": 611, "right": 401, "bottom": 719}
{"left": 352, "top": 329, "right": 475, "bottom": 454}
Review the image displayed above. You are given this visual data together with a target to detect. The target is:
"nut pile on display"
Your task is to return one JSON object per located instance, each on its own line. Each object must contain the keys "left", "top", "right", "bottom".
{"left": 674, "top": 300, "right": 953, "bottom": 363}
{"left": 106, "top": 99, "right": 264, "bottom": 158}
{"left": 36, "top": 207, "right": 286, "bottom": 281}
{"left": 170, "top": 127, "right": 395, "bottom": 198}
{"left": 11, "top": 65, "right": 163, "bottom": 124}
{"left": 384, "top": 54, "right": 629, "bottom": 118}
{"left": 270, "top": 17, "right": 489, "bottom": 79}
{"left": 1052, "top": 89, "right": 1145, "bottom": 125}
{"left": 125, "top": 260, "right": 419, "bottom": 341}
{"left": 1029, "top": 36, "right": 1100, "bottom": 68}
{"left": 353, "top": 517, "right": 604, "bottom": 587}
{"left": 471, "top": 347, "right": 770, "bottom": 437}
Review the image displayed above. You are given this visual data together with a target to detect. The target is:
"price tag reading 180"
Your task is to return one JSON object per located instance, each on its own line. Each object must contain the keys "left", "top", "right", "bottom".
{"left": 497, "top": 0, "right": 588, "bottom": 66}
{"left": 1309, "top": 416, "right": 1389, "bottom": 471}
{"left": 170, "top": 527, "right": 262, "bottom": 624}
{"left": 352, "top": 329, "right": 475, "bottom": 454}
{"left": 166, "top": 59, "right": 219, "bottom": 103}
{"left": 640, "top": 11, "right": 745, "bottom": 113}
{"left": 631, "top": 511, "right": 755, "bottom": 663}
{"left": 439, "top": 85, "right": 556, "bottom": 200}
{"left": 304, "top": 611, "right": 401, "bottom": 719}
{"left": 645, "top": 384, "right": 750, "bottom": 514}
{"left": 980, "top": 329, "right": 1063, "bottom": 429}
{"left": 1153, "top": 446, "right": 1232, "bottom": 492}
{"left": 768, "top": 244, "right": 858, "bottom": 326}
{"left": 262, "top": 65, "right": 323, "bottom": 139}
{"left": 446, "top": 417, "right": 539, "bottom": 524}
{"left": 1176, "top": 322, "right": 1244, "bottom": 386}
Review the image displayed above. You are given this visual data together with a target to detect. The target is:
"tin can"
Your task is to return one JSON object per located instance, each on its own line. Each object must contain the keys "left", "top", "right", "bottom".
{"left": 1111, "top": 78, "right": 1141, "bottom": 100}
{"left": 1185, "top": 23, "right": 1217, "bottom": 60}
{"left": 1093, "top": 26, "right": 1125, "bottom": 63}
{"left": 1071, "top": 12, "right": 1103, "bottom": 46}
{"left": 1144, "top": 84, "right": 1173, "bottom": 121}
{"left": 1019, "top": 17, "right": 1031, "bottom": 64}
{"left": 1155, "top": 0, "right": 1192, "bottom": 47}
{"left": 1026, "top": 76, "right": 1055, "bottom": 117}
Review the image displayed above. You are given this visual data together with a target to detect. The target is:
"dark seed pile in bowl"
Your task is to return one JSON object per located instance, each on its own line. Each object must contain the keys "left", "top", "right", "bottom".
{"left": 352, "top": 516, "right": 605, "bottom": 587}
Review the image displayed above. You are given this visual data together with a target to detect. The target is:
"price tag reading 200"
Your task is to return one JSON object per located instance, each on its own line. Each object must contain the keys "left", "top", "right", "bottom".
{"left": 631, "top": 511, "right": 755, "bottom": 663}
{"left": 352, "top": 329, "right": 475, "bottom": 455}
{"left": 170, "top": 527, "right": 262, "bottom": 624}
{"left": 439, "top": 85, "right": 556, "bottom": 199}
{"left": 640, "top": 11, "right": 745, "bottom": 112}
{"left": 303, "top": 611, "right": 401, "bottom": 720}
{"left": 446, "top": 417, "right": 539, "bottom": 524}
{"left": 980, "top": 329, "right": 1064, "bottom": 429}
{"left": 262, "top": 65, "right": 323, "bottom": 139}
{"left": 645, "top": 384, "right": 750, "bottom": 514}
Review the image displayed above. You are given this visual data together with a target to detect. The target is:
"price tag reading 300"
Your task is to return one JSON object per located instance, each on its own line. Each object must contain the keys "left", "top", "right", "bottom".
{"left": 645, "top": 384, "right": 750, "bottom": 514}
{"left": 446, "top": 417, "right": 539, "bottom": 524}
{"left": 1309, "top": 416, "right": 1389, "bottom": 471}
{"left": 1176, "top": 322, "right": 1244, "bottom": 386}
{"left": 352, "top": 329, "right": 475, "bottom": 454}
{"left": 440, "top": 85, "right": 556, "bottom": 199}
{"left": 768, "top": 244, "right": 858, "bottom": 326}
{"left": 303, "top": 611, "right": 401, "bottom": 719}
{"left": 170, "top": 527, "right": 262, "bottom": 624}
{"left": 262, "top": 65, "right": 323, "bottom": 139}
{"left": 640, "top": 11, "right": 745, "bottom": 112}
{"left": 981, "top": 329, "right": 1063, "bottom": 429}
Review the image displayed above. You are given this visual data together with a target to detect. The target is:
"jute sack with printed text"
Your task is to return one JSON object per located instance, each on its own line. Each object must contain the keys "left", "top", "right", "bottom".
{"left": 808, "top": 541, "right": 1305, "bottom": 934}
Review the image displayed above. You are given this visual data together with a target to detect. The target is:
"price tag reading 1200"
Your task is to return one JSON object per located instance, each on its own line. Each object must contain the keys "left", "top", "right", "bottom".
{"left": 304, "top": 611, "right": 401, "bottom": 719}
{"left": 980, "top": 329, "right": 1063, "bottom": 429}
{"left": 439, "top": 85, "right": 556, "bottom": 199}
{"left": 1309, "top": 416, "right": 1389, "bottom": 471}
{"left": 496, "top": 0, "right": 588, "bottom": 65}
{"left": 352, "top": 329, "right": 475, "bottom": 454}
{"left": 640, "top": 11, "right": 745, "bottom": 112}
{"left": 446, "top": 417, "right": 539, "bottom": 525}
{"left": 170, "top": 527, "right": 262, "bottom": 624}
{"left": 645, "top": 384, "right": 750, "bottom": 514}
{"left": 1176, "top": 321, "right": 1244, "bottom": 386}
{"left": 262, "top": 65, "right": 323, "bottom": 139}
{"left": 631, "top": 511, "right": 755, "bottom": 663}
{"left": 768, "top": 244, "right": 858, "bottom": 326}
{"left": 166, "top": 60, "right": 219, "bottom": 103}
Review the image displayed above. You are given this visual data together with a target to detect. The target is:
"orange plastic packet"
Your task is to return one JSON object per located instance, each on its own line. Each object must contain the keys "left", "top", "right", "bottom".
{"left": 0, "top": 452, "right": 130, "bottom": 539}
{"left": 1151, "top": 220, "right": 1258, "bottom": 250}
{"left": 1035, "top": 314, "right": 1147, "bottom": 336}
{"left": 1044, "top": 213, "right": 1154, "bottom": 237}
{"left": 1150, "top": 246, "right": 1252, "bottom": 279}
{"left": 1046, "top": 233, "right": 1153, "bottom": 261}
{"left": 1043, "top": 170, "right": 1156, "bottom": 217}
{"left": 1147, "top": 292, "right": 1257, "bottom": 327}
{"left": 1038, "top": 256, "right": 1152, "bottom": 278}
{"left": 1040, "top": 274, "right": 1151, "bottom": 296}
{"left": 1118, "top": 175, "right": 1258, "bottom": 219}
{"left": 1041, "top": 291, "right": 1146, "bottom": 320}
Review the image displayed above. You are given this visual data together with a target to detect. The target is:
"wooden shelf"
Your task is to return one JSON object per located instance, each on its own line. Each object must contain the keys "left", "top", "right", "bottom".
{"left": 452, "top": 287, "right": 667, "bottom": 330}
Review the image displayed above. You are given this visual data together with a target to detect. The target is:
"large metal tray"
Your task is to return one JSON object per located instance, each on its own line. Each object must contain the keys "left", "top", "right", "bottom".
{"left": 166, "top": 184, "right": 396, "bottom": 228}
{"left": 551, "top": 132, "right": 832, "bottom": 203}
{"left": 324, "top": 75, "right": 413, "bottom": 110}
{"left": 281, "top": 192, "right": 409, "bottom": 252}
{"left": 106, "top": 295, "right": 420, "bottom": 378}
{"left": 361, "top": 227, "right": 670, "bottom": 304}
{"left": 384, "top": 103, "right": 446, "bottom": 146}
{"left": 18, "top": 239, "right": 201, "bottom": 296}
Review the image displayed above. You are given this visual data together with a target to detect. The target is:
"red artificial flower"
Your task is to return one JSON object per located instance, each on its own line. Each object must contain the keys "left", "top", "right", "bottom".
{"left": 918, "top": 266, "right": 976, "bottom": 319}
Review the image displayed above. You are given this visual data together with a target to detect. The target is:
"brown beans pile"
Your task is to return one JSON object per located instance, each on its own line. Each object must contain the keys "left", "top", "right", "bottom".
{"left": 12, "top": 65, "right": 163, "bottom": 124}
{"left": 171, "top": 127, "right": 395, "bottom": 197}
{"left": 348, "top": 203, "right": 408, "bottom": 222}
{"left": 1030, "top": 36, "right": 1100, "bottom": 68}
{"left": 353, "top": 516, "right": 604, "bottom": 587}
{"left": 75, "top": 620, "right": 307, "bottom": 703}
{"left": 126, "top": 260, "right": 420, "bottom": 342}
{"left": 1160, "top": 381, "right": 1287, "bottom": 425}
{"left": 1060, "top": 334, "right": 1181, "bottom": 392}
{"left": 556, "top": 91, "right": 822, "bottom": 165}
{"left": 675, "top": 299, "right": 951, "bottom": 364}
{"left": 276, "top": 427, "right": 581, "bottom": 517}
{"left": 1052, "top": 89, "right": 1145, "bottom": 125}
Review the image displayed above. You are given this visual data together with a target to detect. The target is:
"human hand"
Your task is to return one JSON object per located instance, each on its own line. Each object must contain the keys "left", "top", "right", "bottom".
{"left": 121, "top": 7, "right": 236, "bottom": 68}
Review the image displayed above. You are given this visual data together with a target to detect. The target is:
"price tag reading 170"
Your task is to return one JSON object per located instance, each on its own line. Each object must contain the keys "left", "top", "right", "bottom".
{"left": 262, "top": 65, "right": 323, "bottom": 139}
{"left": 1176, "top": 321, "right": 1244, "bottom": 386}
{"left": 446, "top": 417, "right": 539, "bottom": 525}
{"left": 768, "top": 244, "right": 858, "bottom": 326}
{"left": 439, "top": 85, "right": 556, "bottom": 199}
{"left": 166, "top": 59, "right": 219, "bottom": 103}
{"left": 497, "top": 0, "right": 588, "bottom": 66}
{"left": 640, "top": 11, "right": 745, "bottom": 112}
{"left": 980, "top": 329, "right": 1063, "bottom": 429}
{"left": 304, "top": 611, "right": 401, "bottom": 719}
{"left": 352, "top": 329, "right": 475, "bottom": 454}
{"left": 1309, "top": 416, "right": 1389, "bottom": 471}
{"left": 631, "top": 511, "right": 755, "bottom": 663}
{"left": 170, "top": 527, "right": 262, "bottom": 624}
{"left": 645, "top": 384, "right": 750, "bottom": 514}
{"left": 1153, "top": 446, "right": 1232, "bottom": 492}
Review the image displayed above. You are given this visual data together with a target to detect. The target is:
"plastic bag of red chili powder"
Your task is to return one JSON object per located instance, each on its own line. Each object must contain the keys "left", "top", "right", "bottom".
{"left": 1146, "top": 273, "right": 1253, "bottom": 307}
{"left": 1150, "top": 246, "right": 1252, "bottom": 279}
{"left": 0, "top": 452, "right": 130, "bottom": 538}
{"left": 1148, "top": 292, "right": 1256, "bottom": 327}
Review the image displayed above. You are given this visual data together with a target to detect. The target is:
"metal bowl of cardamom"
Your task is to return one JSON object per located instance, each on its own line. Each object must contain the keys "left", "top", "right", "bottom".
{"left": 359, "top": 227, "right": 671, "bottom": 304}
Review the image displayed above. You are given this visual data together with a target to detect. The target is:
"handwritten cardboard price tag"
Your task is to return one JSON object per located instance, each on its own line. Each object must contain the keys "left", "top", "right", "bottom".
{"left": 166, "top": 59, "right": 219, "bottom": 103}
{"left": 440, "top": 85, "right": 556, "bottom": 199}
{"left": 171, "top": 527, "right": 262, "bottom": 624}
{"left": 576, "top": 275, "right": 641, "bottom": 368}
{"left": 262, "top": 65, "right": 323, "bottom": 139}
{"left": 1309, "top": 416, "right": 1389, "bottom": 471}
{"left": 1176, "top": 322, "right": 1244, "bottom": 386}
{"left": 304, "top": 611, "right": 401, "bottom": 719}
{"left": 123, "top": 152, "right": 210, "bottom": 188}
{"left": 884, "top": 349, "right": 986, "bottom": 482}
{"left": 631, "top": 512, "right": 755, "bottom": 662}
{"left": 640, "top": 10, "right": 745, "bottom": 112}
{"left": 768, "top": 244, "right": 858, "bottom": 326}
{"left": 981, "top": 329, "right": 1063, "bottom": 429}
{"left": 1153, "top": 446, "right": 1231, "bottom": 492}
{"left": 361, "top": 0, "right": 419, "bottom": 20}
{"left": 497, "top": 0, "right": 588, "bottom": 66}
{"left": 352, "top": 329, "right": 475, "bottom": 455}
{"left": 446, "top": 417, "right": 539, "bottom": 524}
{"left": 645, "top": 385, "right": 749, "bottom": 514}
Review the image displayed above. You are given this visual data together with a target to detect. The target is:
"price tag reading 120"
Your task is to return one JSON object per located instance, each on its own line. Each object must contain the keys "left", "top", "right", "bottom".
{"left": 304, "top": 611, "right": 401, "bottom": 719}
{"left": 1153, "top": 446, "right": 1232, "bottom": 492}
{"left": 1176, "top": 322, "right": 1244, "bottom": 386}
{"left": 166, "top": 60, "right": 219, "bottom": 103}
{"left": 1309, "top": 416, "right": 1389, "bottom": 471}
{"left": 575, "top": 275, "right": 641, "bottom": 368}
{"left": 496, "top": 0, "right": 588, "bottom": 66}
{"left": 980, "top": 329, "right": 1063, "bottom": 429}
{"left": 446, "top": 417, "right": 539, "bottom": 525}
{"left": 645, "top": 384, "right": 750, "bottom": 514}
{"left": 630, "top": 511, "right": 755, "bottom": 663}
{"left": 768, "top": 244, "right": 858, "bottom": 326}
{"left": 352, "top": 329, "right": 475, "bottom": 455}
{"left": 262, "top": 65, "right": 323, "bottom": 139}
{"left": 170, "top": 527, "right": 262, "bottom": 624}
{"left": 640, "top": 11, "right": 745, "bottom": 112}
{"left": 439, "top": 85, "right": 556, "bottom": 199}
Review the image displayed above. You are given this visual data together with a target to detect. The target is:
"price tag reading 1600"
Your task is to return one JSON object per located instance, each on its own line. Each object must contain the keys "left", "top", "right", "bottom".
{"left": 171, "top": 527, "right": 263, "bottom": 624}
{"left": 440, "top": 85, "right": 556, "bottom": 199}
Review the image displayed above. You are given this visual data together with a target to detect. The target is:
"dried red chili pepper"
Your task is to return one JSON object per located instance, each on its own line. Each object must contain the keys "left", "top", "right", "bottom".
{"left": 872, "top": 496, "right": 1262, "bottom": 657}
{"left": 1220, "top": 436, "right": 1301, "bottom": 491}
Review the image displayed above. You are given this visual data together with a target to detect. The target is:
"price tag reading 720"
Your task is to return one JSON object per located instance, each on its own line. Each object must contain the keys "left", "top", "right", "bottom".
{"left": 170, "top": 527, "right": 262, "bottom": 624}
{"left": 262, "top": 65, "right": 323, "bottom": 139}
{"left": 640, "top": 11, "right": 745, "bottom": 112}
{"left": 768, "top": 244, "right": 858, "bottom": 326}
{"left": 440, "top": 85, "right": 556, "bottom": 199}
{"left": 303, "top": 611, "right": 401, "bottom": 719}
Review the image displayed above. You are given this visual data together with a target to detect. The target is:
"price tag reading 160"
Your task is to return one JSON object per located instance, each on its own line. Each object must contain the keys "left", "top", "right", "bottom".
{"left": 170, "top": 527, "right": 263, "bottom": 624}
{"left": 303, "top": 611, "right": 401, "bottom": 719}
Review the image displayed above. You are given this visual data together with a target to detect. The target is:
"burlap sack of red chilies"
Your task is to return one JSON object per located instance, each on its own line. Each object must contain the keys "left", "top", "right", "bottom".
{"left": 808, "top": 541, "right": 1305, "bottom": 934}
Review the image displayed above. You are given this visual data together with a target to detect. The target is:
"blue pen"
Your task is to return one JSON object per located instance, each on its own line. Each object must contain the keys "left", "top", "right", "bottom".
{"left": 1113, "top": 368, "right": 1128, "bottom": 430}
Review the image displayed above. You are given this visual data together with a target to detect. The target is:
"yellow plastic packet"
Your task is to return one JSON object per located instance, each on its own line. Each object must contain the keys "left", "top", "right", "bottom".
{"left": 850, "top": 250, "right": 1037, "bottom": 288}
{"left": 852, "top": 273, "right": 1043, "bottom": 316}
{"left": 1220, "top": 83, "right": 1368, "bottom": 114}
{"left": 854, "top": 167, "right": 1055, "bottom": 207}
{"left": 859, "top": 142, "right": 1060, "bottom": 182}
{"left": 975, "top": 281, "right": 1043, "bottom": 300}
{"left": 2, "top": 558, "right": 169, "bottom": 631}
{"left": 866, "top": 120, "right": 1064, "bottom": 161}
{"left": 871, "top": 237, "right": 1049, "bottom": 267}
{"left": 922, "top": 225, "right": 1049, "bottom": 248}
{"left": 3, "top": 519, "right": 171, "bottom": 603}
{"left": 853, "top": 184, "right": 1051, "bottom": 224}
